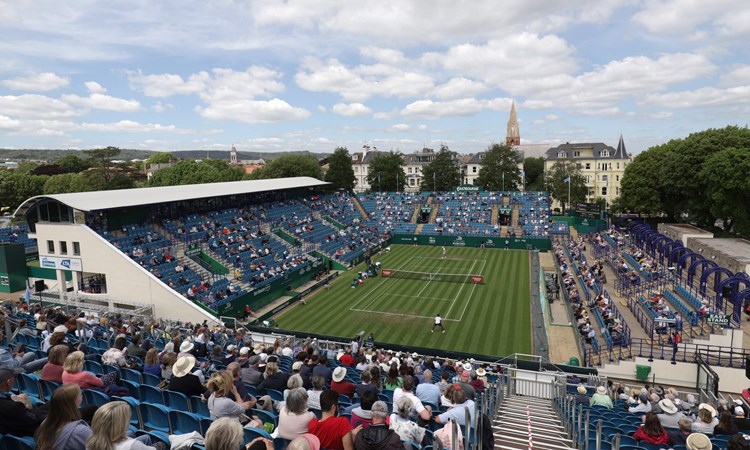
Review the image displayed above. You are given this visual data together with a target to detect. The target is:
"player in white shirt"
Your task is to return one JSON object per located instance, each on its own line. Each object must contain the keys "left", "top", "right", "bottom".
{"left": 432, "top": 314, "right": 445, "bottom": 333}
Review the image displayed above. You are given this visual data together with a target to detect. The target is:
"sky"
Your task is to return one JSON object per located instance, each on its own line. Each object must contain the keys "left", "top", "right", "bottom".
{"left": 1, "top": 1, "right": 749, "bottom": 156}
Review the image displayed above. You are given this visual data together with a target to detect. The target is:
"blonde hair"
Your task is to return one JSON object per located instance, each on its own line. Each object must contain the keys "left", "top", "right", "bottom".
{"left": 48, "top": 344, "right": 70, "bottom": 366}
{"left": 86, "top": 401, "right": 130, "bottom": 450}
{"left": 144, "top": 347, "right": 159, "bottom": 366}
{"left": 205, "top": 417, "right": 244, "bottom": 450}
{"left": 287, "top": 373, "right": 303, "bottom": 390}
{"left": 62, "top": 351, "right": 85, "bottom": 373}
{"left": 207, "top": 370, "right": 234, "bottom": 397}
{"left": 265, "top": 361, "right": 279, "bottom": 376}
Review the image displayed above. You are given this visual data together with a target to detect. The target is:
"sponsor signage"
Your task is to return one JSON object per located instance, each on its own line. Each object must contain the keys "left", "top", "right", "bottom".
{"left": 575, "top": 202, "right": 601, "bottom": 219}
{"left": 471, "top": 276, "right": 484, "bottom": 284}
{"left": 455, "top": 185, "right": 480, "bottom": 192}
{"left": 707, "top": 314, "right": 731, "bottom": 327}
{"left": 382, "top": 270, "right": 393, "bottom": 277}
{"left": 40, "top": 256, "right": 83, "bottom": 272}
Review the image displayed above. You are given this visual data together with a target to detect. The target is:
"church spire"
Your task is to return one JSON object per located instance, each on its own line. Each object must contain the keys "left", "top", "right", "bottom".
{"left": 230, "top": 144, "right": 238, "bottom": 165}
{"left": 615, "top": 134, "right": 627, "bottom": 158}
{"left": 506, "top": 100, "right": 520, "bottom": 146}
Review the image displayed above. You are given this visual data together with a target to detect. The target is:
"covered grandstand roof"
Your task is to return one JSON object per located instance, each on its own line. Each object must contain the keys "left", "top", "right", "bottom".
{"left": 15, "top": 177, "right": 329, "bottom": 214}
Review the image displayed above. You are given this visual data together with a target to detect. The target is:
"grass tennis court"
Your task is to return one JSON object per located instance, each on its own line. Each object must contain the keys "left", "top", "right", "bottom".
{"left": 275, "top": 244, "right": 532, "bottom": 357}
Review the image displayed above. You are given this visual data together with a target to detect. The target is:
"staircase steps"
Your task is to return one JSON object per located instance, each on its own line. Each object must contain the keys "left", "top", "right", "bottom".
{"left": 493, "top": 394, "right": 574, "bottom": 450}
{"left": 415, "top": 224, "right": 423, "bottom": 234}
{"left": 491, "top": 205, "right": 499, "bottom": 225}
{"left": 351, "top": 196, "right": 369, "bottom": 220}
{"left": 429, "top": 205, "right": 440, "bottom": 223}
{"left": 511, "top": 206, "right": 519, "bottom": 228}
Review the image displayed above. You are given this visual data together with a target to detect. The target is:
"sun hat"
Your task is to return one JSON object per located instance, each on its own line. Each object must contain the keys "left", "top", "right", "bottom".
{"left": 53, "top": 325, "right": 68, "bottom": 333}
{"left": 698, "top": 403, "right": 718, "bottom": 418}
{"left": 463, "top": 362, "right": 473, "bottom": 372}
{"left": 650, "top": 393, "right": 660, "bottom": 403}
{"left": 596, "top": 386, "right": 607, "bottom": 395}
{"left": 292, "top": 361, "right": 303, "bottom": 371}
{"left": 371, "top": 401, "right": 388, "bottom": 415}
{"left": 735, "top": 399, "right": 743, "bottom": 405}
{"left": 179, "top": 341, "right": 194, "bottom": 353}
{"left": 299, "top": 434, "right": 320, "bottom": 450}
{"left": 226, "top": 344, "right": 236, "bottom": 352}
{"left": 686, "top": 433, "right": 711, "bottom": 450}
{"left": 172, "top": 356, "right": 196, "bottom": 378}
{"left": 239, "top": 347, "right": 250, "bottom": 356}
{"left": 659, "top": 398, "right": 679, "bottom": 414}
{"left": 476, "top": 368, "right": 486, "bottom": 377}
{"left": 253, "top": 344, "right": 264, "bottom": 354}
{"left": 332, "top": 366, "right": 347, "bottom": 383}
{"left": 735, "top": 406, "right": 745, "bottom": 416}
{"left": 577, "top": 385, "right": 587, "bottom": 395}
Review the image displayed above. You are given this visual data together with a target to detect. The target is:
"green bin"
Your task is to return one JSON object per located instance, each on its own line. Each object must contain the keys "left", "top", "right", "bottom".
{"left": 636, "top": 365, "right": 651, "bottom": 381}
{"left": 568, "top": 357, "right": 580, "bottom": 367}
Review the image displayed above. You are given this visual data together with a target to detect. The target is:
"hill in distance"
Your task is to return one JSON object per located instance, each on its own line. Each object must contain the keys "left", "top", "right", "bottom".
{"left": 0, "top": 148, "right": 330, "bottom": 162}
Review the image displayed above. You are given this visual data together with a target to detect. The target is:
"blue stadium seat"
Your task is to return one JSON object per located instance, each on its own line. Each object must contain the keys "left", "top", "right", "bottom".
{"left": 200, "top": 417, "right": 213, "bottom": 435}
{"left": 265, "top": 389, "right": 284, "bottom": 402}
{"left": 83, "top": 389, "right": 110, "bottom": 407}
{"left": 39, "top": 380, "right": 60, "bottom": 402}
{"left": 168, "top": 410, "right": 202, "bottom": 434}
{"left": 139, "top": 385, "right": 164, "bottom": 404}
{"left": 121, "top": 368, "right": 143, "bottom": 384}
{"left": 139, "top": 402, "right": 171, "bottom": 433}
{"left": 85, "top": 360, "right": 104, "bottom": 375}
{"left": 17, "top": 373, "right": 41, "bottom": 399}
{"left": 136, "top": 430, "right": 171, "bottom": 447}
{"left": 250, "top": 408, "right": 278, "bottom": 427}
{"left": 142, "top": 373, "right": 161, "bottom": 387}
{"left": 164, "top": 390, "right": 190, "bottom": 411}
{"left": 190, "top": 395, "right": 210, "bottom": 418}
{"left": 244, "top": 427, "right": 273, "bottom": 445}
{"left": 2, "top": 435, "right": 35, "bottom": 450}
{"left": 112, "top": 396, "right": 142, "bottom": 428}
{"left": 121, "top": 379, "right": 140, "bottom": 399}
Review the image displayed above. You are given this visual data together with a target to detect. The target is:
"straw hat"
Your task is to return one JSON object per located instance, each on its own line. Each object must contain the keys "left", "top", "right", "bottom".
{"left": 292, "top": 361, "right": 303, "bottom": 371}
{"left": 462, "top": 362, "right": 473, "bottom": 372}
{"left": 596, "top": 386, "right": 607, "bottom": 395}
{"left": 659, "top": 398, "right": 679, "bottom": 414}
{"left": 179, "top": 341, "right": 194, "bottom": 353}
{"left": 577, "top": 385, "right": 587, "bottom": 395}
{"left": 226, "top": 344, "right": 236, "bottom": 352}
{"left": 172, "top": 356, "right": 196, "bottom": 378}
{"left": 332, "top": 367, "right": 347, "bottom": 383}
{"left": 476, "top": 368, "right": 486, "bottom": 377}
{"left": 686, "top": 433, "right": 711, "bottom": 450}
{"left": 698, "top": 403, "right": 717, "bottom": 418}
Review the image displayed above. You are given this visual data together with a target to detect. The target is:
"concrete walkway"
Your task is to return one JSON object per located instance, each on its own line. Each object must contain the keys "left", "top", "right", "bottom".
{"left": 539, "top": 249, "right": 582, "bottom": 364}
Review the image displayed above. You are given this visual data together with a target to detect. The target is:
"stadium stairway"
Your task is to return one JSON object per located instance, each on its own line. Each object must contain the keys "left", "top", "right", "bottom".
{"left": 490, "top": 205, "right": 499, "bottom": 225}
{"left": 351, "top": 195, "right": 370, "bottom": 220}
{"left": 429, "top": 205, "right": 440, "bottom": 223}
{"left": 511, "top": 206, "right": 519, "bottom": 229}
{"left": 493, "top": 394, "right": 574, "bottom": 450}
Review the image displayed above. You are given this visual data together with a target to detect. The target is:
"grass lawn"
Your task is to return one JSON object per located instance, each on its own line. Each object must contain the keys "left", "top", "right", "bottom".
{"left": 275, "top": 244, "right": 532, "bottom": 357}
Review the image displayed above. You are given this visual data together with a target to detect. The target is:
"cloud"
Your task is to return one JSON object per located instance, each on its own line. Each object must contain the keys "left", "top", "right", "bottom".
{"left": 401, "top": 97, "right": 512, "bottom": 119}
{"left": 390, "top": 123, "right": 411, "bottom": 131}
{"left": 62, "top": 93, "right": 142, "bottom": 112}
{"left": 128, "top": 71, "right": 208, "bottom": 97}
{"left": 331, "top": 102, "right": 372, "bottom": 117}
{"left": 197, "top": 98, "right": 310, "bottom": 123}
{"left": 2, "top": 72, "right": 70, "bottom": 91}
{"left": 642, "top": 85, "right": 750, "bottom": 108}
{"left": 0, "top": 94, "right": 78, "bottom": 119}
{"left": 432, "top": 77, "right": 488, "bottom": 100}
{"left": 84, "top": 81, "right": 107, "bottom": 94}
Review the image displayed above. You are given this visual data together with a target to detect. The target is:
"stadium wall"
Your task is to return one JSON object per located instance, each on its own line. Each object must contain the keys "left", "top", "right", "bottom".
{"left": 33, "top": 223, "right": 218, "bottom": 324}
{"left": 390, "top": 234, "right": 553, "bottom": 251}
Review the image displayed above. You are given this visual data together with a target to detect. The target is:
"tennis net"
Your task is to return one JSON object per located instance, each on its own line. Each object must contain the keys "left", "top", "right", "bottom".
{"left": 380, "top": 269, "right": 484, "bottom": 284}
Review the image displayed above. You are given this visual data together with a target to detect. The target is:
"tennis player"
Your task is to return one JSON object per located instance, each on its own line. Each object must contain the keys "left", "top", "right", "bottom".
{"left": 432, "top": 314, "right": 445, "bottom": 333}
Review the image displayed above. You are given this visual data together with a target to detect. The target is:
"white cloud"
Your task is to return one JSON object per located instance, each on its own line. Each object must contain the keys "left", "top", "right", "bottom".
{"left": 642, "top": 85, "right": 750, "bottom": 108}
{"left": 390, "top": 123, "right": 411, "bottom": 131}
{"left": 0, "top": 94, "right": 78, "bottom": 119}
{"left": 79, "top": 120, "right": 182, "bottom": 133}
{"left": 2, "top": 72, "right": 70, "bottom": 91}
{"left": 432, "top": 78, "right": 488, "bottom": 100}
{"left": 197, "top": 98, "right": 310, "bottom": 123}
{"left": 719, "top": 65, "right": 750, "bottom": 88}
{"left": 331, "top": 102, "right": 372, "bottom": 117}
{"left": 645, "top": 111, "right": 673, "bottom": 119}
{"left": 401, "top": 97, "right": 512, "bottom": 119}
{"left": 84, "top": 81, "right": 107, "bottom": 94}
{"left": 317, "top": 105, "right": 327, "bottom": 113}
{"left": 62, "top": 93, "right": 142, "bottom": 112}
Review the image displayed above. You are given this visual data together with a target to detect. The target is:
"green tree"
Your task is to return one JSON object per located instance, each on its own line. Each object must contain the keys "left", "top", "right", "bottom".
{"left": 43, "top": 173, "right": 77, "bottom": 194}
{"left": 145, "top": 152, "right": 178, "bottom": 165}
{"left": 545, "top": 161, "right": 587, "bottom": 212}
{"left": 15, "top": 161, "right": 39, "bottom": 174}
{"left": 419, "top": 145, "right": 461, "bottom": 192}
{"left": 248, "top": 154, "right": 322, "bottom": 180}
{"left": 30, "top": 164, "right": 66, "bottom": 176}
{"left": 69, "top": 171, "right": 106, "bottom": 192}
{"left": 83, "top": 146, "right": 121, "bottom": 188}
{"left": 0, "top": 171, "right": 47, "bottom": 208}
{"left": 55, "top": 155, "right": 89, "bottom": 173}
{"left": 618, "top": 145, "right": 673, "bottom": 217}
{"left": 324, "top": 147, "right": 356, "bottom": 191}
{"left": 366, "top": 152, "right": 406, "bottom": 192}
{"left": 148, "top": 159, "right": 244, "bottom": 186}
{"left": 475, "top": 143, "right": 521, "bottom": 191}
{"left": 523, "top": 157, "right": 545, "bottom": 190}
{"left": 701, "top": 147, "right": 750, "bottom": 235}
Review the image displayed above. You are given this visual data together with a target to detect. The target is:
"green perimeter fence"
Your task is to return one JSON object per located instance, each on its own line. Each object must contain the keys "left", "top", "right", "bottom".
{"left": 390, "top": 234, "right": 552, "bottom": 251}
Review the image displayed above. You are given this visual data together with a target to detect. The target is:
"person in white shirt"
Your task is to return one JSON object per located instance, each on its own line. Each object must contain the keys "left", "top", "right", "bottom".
{"left": 392, "top": 376, "right": 432, "bottom": 421}
{"left": 431, "top": 314, "right": 445, "bottom": 333}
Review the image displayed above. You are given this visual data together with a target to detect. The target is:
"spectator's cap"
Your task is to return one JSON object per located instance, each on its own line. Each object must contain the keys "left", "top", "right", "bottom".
{"left": 460, "top": 371, "right": 470, "bottom": 381}
{"left": 53, "top": 325, "right": 68, "bottom": 333}
{"left": 0, "top": 367, "right": 23, "bottom": 383}
{"left": 659, "top": 398, "right": 679, "bottom": 414}
{"left": 292, "top": 361, "right": 303, "bottom": 371}
{"left": 247, "top": 354, "right": 261, "bottom": 366}
{"left": 735, "top": 399, "right": 743, "bottom": 405}
{"left": 735, "top": 406, "right": 745, "bottom": 417}
{"left": 596, "top": 386, "right": 607, "bottom": 395}
{"left": 332, "top": 367, "right": 347, "bottom": 383}
{"left": 577, "top": 385, "right": 587, "bottom": 395}
{"left": 371, "top": 401, "right": 388, "bottom": 415}
{"left": 698, "top": 403, "right": 718, "bottom": 418}
{"left": 300, "top": 434, "right": 320, "bottom": 450}
{"left": 390, "top": 357, "right": 400, "bottom": 367}
{"left": 226, "top": 344, "right": 236, "bottom": 352}
{"left": 476, "top": 368, "right": 486, "bottom": 377}
{"left": 686, "top": 433, "right": 711, "bottom": 450}
{"left": 239, "top": 347, "right": 250, "bottom": 356}
{"left": 412, "top": 352, "right": 419, "bottom": 359}
{"left": 266, "top": 355, "right": 279, "bottom": 364}
{"left": 654, "top": 386, "right": 664, "bottom": 396}
{"left": 639, "top": 394, "right": 649, "bottom": 403}
{"left": 179, "top": 341, "right": 194, "bottom": 353}
{"left": 462, "top": 362, "right": 473, "bottom": 372}
{"left": 172, "top": 356, "right": 196, "bottom": 378}
{"left": 253, "top": 344, "right": 264, "bottom": 354}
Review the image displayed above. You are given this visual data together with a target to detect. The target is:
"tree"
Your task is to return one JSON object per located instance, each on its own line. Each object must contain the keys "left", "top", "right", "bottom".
{"left": 43, "top": 173, "right": 77, "bottom": 194}
{"left": 419, "top": 145, "right": 461, "bottom": 192}
{"left": 701, "top": 147, "right": 750, "bottom": 235}
{"left": 545, "top": 161, "right": 587, "bottom": 212}
{"left": 145, "top": 152, "right": 178, "bottom": 166}
{"left": 474, "top": 143, "right": 521, "bottom": 191}
{"left": 366, "top": 152, "right": 406, "bottom": 192}
{"left": 248, "top": 154, "right": 322, "bottom": 180}
{"left": 30, "top": 164, "right": 67, "bottom": 176}
{"left": 83, "top": 146, "right": 121, "bottom": 188}
{"left": 618, "top": 145, "right": 673, "bottom": 217}
{"left": 148, "top": 159, "right": 244, "bottom": 186}
{"left": 55, "top": 155, "right": 89, "bottom": 173}
{"left": 324, "top": 147, "right": 356, "bottom": 191}
{"left": 0, "top": 171, "right": 47, "bottom": 209}
{"left": 523, "top": 157, "right": 545, "bottom": 190}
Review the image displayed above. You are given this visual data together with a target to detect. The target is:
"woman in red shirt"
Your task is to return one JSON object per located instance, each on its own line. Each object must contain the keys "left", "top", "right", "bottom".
{"left": 41, "top": 344, "right": 69, "bottom": 383}
{"left": 61, "top": 351, "right": 104, "bottom": 390}
{"left": 633, "top": 412, "right": 670, "bottom": 445}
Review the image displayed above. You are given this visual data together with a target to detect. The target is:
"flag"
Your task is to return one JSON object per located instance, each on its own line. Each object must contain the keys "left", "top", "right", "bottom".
{"left": 24, "top": 281, "right": 31, "bottom": 303}
{"left": 520, "top": 170, "right": 525, "bottom": 177}
{"left": 433, "top": 172, "right": 436, "bottom": 181}
{"left": 563, "top": 177, "right": 570, "bottom": 183}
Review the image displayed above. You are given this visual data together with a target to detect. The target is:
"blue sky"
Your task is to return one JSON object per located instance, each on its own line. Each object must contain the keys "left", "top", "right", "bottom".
{"left": 1, "top": 0, "right": 749, "bottom": 155}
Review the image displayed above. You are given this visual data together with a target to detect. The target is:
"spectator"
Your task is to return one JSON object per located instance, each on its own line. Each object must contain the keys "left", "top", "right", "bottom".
{"left": 241, "top": 354, "right": 264, "bottom": 386}
{"left": 392, "top": 376, "right": 432, "bottom": 421}
{"left": 415, "top": 370, "right": 441, "bottom": 407}
{"left": 312, "top": 355, "right": 332, "bottom": 384}
{"left": 0, "top": 343, "right": 47, "bottom": 373}
{"left": 41, "top": 344, "right": 69, "bottom": 383}
{"left": 714, "top": 411, "right": 739, "bottom": 435}
{"left": 0, "top": 366, "right": 47, "bottom": 436}
{"left": 86, "top": 401, "right": 161, "bottom": 450}
{"left": 589, "top": 386, "right": 613, "bottom": 408}
{"left": 101, "top": 336, "right": 131, "bottom": 368}
{"left": 143, "top": 348, "right": 161, "bottom": 378}
{"left": 332, "top": 367, "right": 356, "bottom": 399}
{"left": 308, "top": 389, "right": 360, "bottom": 450}
{"left": 633, "top": 412, "right": 670, "bottom": 445}
{"left": 685, "top": 433, "right": 711, "bottom": 450}
{"left": 468, "top": 371, "right": 484, "bottom": 393}
{"left": 258, "top": 358, "right": 290, "bottom": 393}
{"left": 277, "top": 387, "right": 316, "bottom": 440}
{"left": 61, "top": 351, "right": 104, "bottom": 390}
{"left": 475, "top": 367, "right": 488, "bottom": 388}
{"left": 205, "top": 417, "right": 244, "bottom": 450}
{"left": 286, "top": 374, "right": 305, "bottom": 401}
{"left": 206, "top": 370, "right": 254, "bottom": 420}
{"left": 168, "top": 356, "right": 206, "bottom": 398}
{"left": 383, "top": 365, "right": 402, "bottom": 391}
{"left": 657, "top": 398, "right": 683, "bottom": 429}
{"left": 127, "top": 334, "right": 147, "bottom": 359}
{"left": 161, "top": 352, "right": 177, "bottom": 381}
{"left": 435, "top": 386, "right": 475, "bottom": 427}
{"left": 574, "top": 385, "right": 589, "bottom": 405}
{"left": 355, "top": 401, "right": 402, "bottom": 450}
{"left": 389, "top": 396, "right": 426, "bottom": 444}
{"left": 308, "top": 375, "right": 326, "bottom": 411}
{"left": 34, "top": 383, "right": 91, "bottom": 450}
{"left": 728, "top": 434, "right": 750, "bottom": 450}
{"left": 288, "top": 434, "right": 321, "bottom": 450}
{"left": 628, "top": 394, "right": 652, "bottom": 414}
{"left": 692, "top": 404, "right": 719, "bottom": 433}
{"left": 356, "top": 370, "right": 379, "bottom": 400}
{"left": 350, "top": 389, "right": 378, "bottom": 429}
{"left": 668, "top": 417, "right": 694, "bottom": 447}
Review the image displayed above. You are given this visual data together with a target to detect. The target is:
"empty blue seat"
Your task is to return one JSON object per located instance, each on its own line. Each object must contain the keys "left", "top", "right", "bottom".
{"left": 121, "top": 379, "right": 140, "bottom": 399}
{"left": 163, "top": 390, "right": 189, "bottom": 411}
{"left": 142, "top": 373, "right": 161, "bottom": 387}
{"left": 83, "top": 389, "right": 110, "bottom": 407}
{"left": 244, "top": 427, "right": 273, "bottom": 445}
{"left": 40, "top": 380, "right": 61, "bottom": 402}
{"left": 139, "top": 403, "right": 171, "bottom": 433}
{"left": 17, "top": 373, "right": 41, "bottom": 399}
{"left": 190, "top": 395, "right": 210, "bottom": 418}
{"left": 139, "top": 385, "right": 164, "bottom": 405}
{"left": 121, "top": 368, "right": 143, "bottom": 384}
{"left": 169, "top": 410, "right": 202, "bottom": 434}
{"left": 85, "top": 360, "right": 104, "bottom": 375}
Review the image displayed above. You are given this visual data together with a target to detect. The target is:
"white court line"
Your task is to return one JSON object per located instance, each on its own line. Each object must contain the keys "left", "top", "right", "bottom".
{"left": 414, "top": 264, "right": 443, "bottom": 297}
{"left": 388, "top": 293, "right": 455, "bottom": 302}
{"left": 454, "top": 259, "right": 488, "bottom": 322}
{"left": 349, "top": 308, "right": 461, "bottom": 321}
{"left": 349, "top": 254, "right": 418, "bottom": 310}
{"left": 443, "top": 259, "right": 478, "bottom": 319}
{"left": 355, "top": 254, "right": 424, "bottom": 312}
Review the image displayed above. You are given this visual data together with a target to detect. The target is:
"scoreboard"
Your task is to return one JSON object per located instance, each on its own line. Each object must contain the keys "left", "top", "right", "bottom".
{"left": 575, "top": 202, "right": 601, "bottom": 219}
